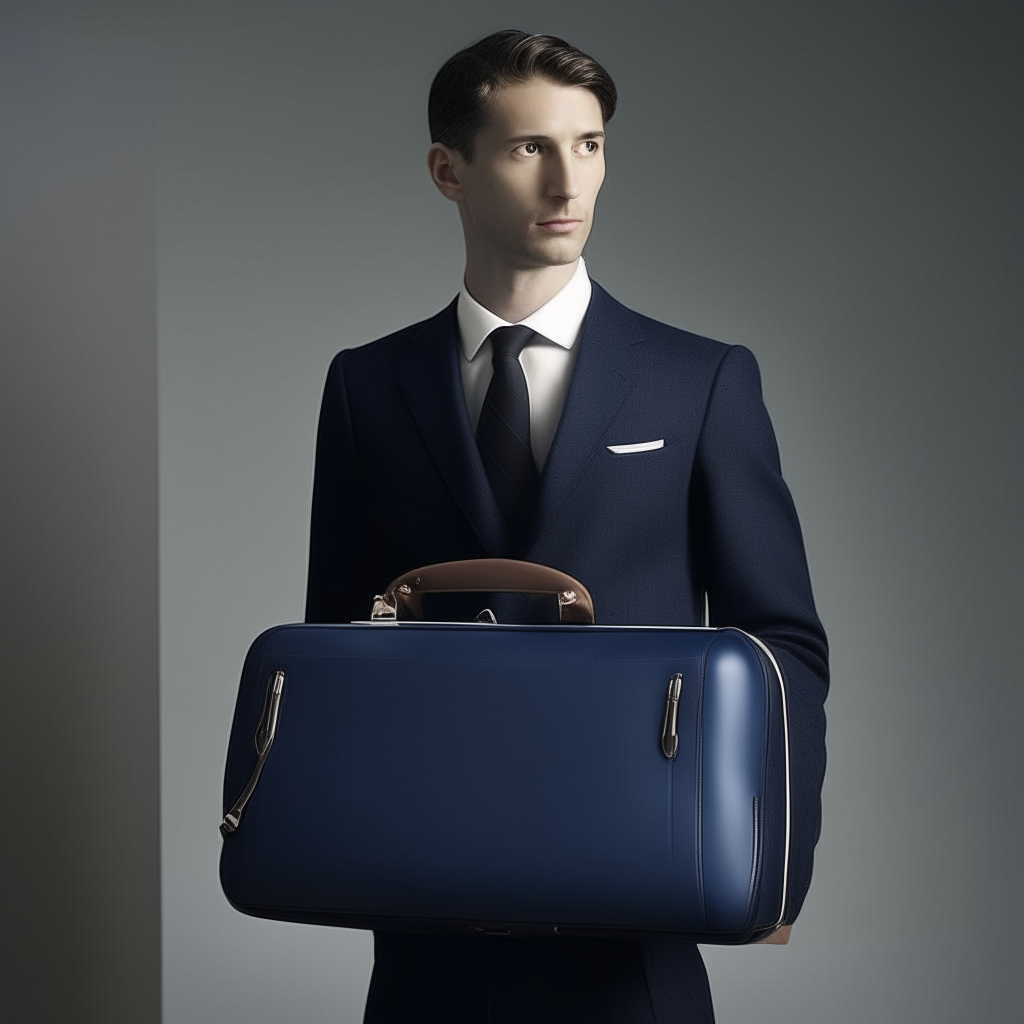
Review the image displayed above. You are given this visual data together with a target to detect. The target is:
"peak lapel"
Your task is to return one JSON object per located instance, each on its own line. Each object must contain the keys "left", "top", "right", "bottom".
{"left": 526, "top": 284, "right": 642, "bottom": 552}
{"left": 396, "top": 301, "right": 510, "bottom": 555}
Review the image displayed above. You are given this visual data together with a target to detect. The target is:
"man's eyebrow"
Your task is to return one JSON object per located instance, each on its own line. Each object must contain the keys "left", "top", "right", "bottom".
{"left": 504, "top": 130, "right": 606, "bottom": 143}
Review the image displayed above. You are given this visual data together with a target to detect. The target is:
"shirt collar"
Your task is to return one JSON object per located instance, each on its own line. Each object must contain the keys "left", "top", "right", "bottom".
{"left": 457, "top": 257, "right": 592, "bottom": 361}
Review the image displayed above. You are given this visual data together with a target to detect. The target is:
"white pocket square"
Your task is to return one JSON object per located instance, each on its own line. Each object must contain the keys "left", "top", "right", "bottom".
{"left": 606, "top": 439, "right": 665, "bottom": 454}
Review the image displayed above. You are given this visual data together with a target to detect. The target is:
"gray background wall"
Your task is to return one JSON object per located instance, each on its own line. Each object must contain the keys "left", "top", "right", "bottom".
{"left": 3, "top": 1, "right": 1021, "bottom": 1022}
{"left": 1, "top": 8, "right": 160, "bottom": 1024}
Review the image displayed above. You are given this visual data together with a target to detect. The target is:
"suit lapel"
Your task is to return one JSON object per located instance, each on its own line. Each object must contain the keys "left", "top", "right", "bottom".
{"left": 526, "top": 283, "right": 643, "bottom": 553}
{"left": 396, "top": 300, "right": 511, "bottom": 554}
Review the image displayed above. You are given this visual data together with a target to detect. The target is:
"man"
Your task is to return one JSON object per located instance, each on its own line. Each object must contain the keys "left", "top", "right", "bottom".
{"left": 305, "top": 29, "right": 828, "bottom": 1024}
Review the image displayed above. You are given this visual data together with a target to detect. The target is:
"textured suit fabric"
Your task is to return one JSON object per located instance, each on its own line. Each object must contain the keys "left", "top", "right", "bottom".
{"left": 305, "top": 282, "right": 829, "bottom": 1022}
{"left": 363, "top": 933, "right": 715, "bottom": 1024}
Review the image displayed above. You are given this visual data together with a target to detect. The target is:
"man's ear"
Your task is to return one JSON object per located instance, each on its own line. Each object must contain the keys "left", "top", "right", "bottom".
{"left": 427, "top": 143, "right": 466, "bottom": 202}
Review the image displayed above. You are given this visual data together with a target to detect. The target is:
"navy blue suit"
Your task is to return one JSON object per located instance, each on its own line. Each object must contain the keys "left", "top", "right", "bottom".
{"left": 305, "top": 282, "right": 829, "bottom": 1023}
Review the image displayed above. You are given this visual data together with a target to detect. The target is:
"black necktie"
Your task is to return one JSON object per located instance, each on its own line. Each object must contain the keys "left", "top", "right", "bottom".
{"left": 476, "top": 325, "right": 540, "bottom": 551}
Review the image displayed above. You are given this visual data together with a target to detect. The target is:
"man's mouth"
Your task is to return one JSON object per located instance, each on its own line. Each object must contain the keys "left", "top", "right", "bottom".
{"left": 537, "top": 218, "right": 583, "bottom": 234}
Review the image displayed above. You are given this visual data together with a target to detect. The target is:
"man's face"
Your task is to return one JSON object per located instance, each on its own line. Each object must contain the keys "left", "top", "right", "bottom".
{"left": 452, "top": 78, "right": 606, "bottom": 270}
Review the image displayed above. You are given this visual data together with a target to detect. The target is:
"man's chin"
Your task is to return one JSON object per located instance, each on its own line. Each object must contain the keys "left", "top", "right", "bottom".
{"left": 525, "top": 240, "right": 587, "bottom": 269}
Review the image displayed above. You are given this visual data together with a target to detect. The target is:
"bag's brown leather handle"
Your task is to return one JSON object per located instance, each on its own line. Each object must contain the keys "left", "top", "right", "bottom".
{"left": 371, "top": 558, "right": 595, "bottom": 624}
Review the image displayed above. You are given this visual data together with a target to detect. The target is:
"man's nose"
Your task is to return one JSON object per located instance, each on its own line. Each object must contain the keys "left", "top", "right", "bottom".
{"left": 547, "top": 150, "right": 580, "bottom": 201}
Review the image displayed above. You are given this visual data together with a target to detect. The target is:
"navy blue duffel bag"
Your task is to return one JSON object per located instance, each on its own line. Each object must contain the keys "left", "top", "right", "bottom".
{"left": 219, "top": 560, "right": 791, "bottom": 944}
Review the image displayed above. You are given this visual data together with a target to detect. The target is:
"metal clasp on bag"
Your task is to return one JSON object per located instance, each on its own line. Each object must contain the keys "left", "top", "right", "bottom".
{"left": 371, "top": 579, "right": 418, "bottom": 622}
{"left": 660, "top": 673, "right": 683, "bottom": 759}
{"left": 370, "top": 592, "right": 398, "bottom": 621}
{"left": 220, "top": 669, "right": 285, "bottom": 836}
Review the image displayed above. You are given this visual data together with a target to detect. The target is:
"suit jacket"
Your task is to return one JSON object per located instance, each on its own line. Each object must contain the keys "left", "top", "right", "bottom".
{"left": 305, "top": 281, "right": 828, "bottom": 1018}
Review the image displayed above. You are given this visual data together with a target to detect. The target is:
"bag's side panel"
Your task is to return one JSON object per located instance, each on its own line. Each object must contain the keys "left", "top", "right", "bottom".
{"left": 698, "top": 631, "right": 769, "bottom": 933}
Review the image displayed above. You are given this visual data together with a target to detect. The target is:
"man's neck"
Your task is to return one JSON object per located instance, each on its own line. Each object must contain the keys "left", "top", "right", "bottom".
{"left": 462, "top": 259, "right": 579, "bottom": 323}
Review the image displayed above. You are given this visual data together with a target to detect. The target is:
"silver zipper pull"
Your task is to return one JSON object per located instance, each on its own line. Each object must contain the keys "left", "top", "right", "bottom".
{"left": 660, "top": 673, "right": 683, "bottom": 759}
{"left": 255, "top": 669, "right": 285, "bottom": 756}
{"left": 221, "top": 669, "right": 285, "bottom": 836}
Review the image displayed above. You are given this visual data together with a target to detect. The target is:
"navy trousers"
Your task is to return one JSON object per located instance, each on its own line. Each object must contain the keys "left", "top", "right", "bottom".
{"left": 363, "top": 933, "right": 715, "bottom": 1023}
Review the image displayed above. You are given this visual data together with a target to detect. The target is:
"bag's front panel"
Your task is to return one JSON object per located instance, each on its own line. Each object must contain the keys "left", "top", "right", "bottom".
{"left": 221, "top": 624, "right": 778, "bottom": 939}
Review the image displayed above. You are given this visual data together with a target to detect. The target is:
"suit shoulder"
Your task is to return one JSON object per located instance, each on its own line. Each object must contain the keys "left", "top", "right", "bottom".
{"left": 326, "top": 298, "right": 458, "bottom": 376}
{"left": 591, "top": 281, "right": 739, "bottom": 373}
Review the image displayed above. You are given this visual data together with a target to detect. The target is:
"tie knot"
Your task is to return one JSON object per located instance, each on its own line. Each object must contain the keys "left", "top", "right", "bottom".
{"left": 489, "top": 324, "right": 535, "bottom": 360}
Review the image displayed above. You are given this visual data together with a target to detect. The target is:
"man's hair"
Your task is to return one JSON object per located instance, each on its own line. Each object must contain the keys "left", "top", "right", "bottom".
{"left": 429, "top": 30, "right": 617, "bottom": 161}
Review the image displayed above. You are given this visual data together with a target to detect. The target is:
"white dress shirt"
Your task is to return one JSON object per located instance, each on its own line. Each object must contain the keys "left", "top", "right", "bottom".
{"left": 457, "top": 257, "right": 591, "bottom": 470}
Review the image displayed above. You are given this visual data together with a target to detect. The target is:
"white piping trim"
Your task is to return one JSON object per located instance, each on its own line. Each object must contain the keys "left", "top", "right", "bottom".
{"left": 739, "top": 631, "right": 791, "bottom": 932}
{"left": 360, "top": 621, "right": 719, "bottom": 630}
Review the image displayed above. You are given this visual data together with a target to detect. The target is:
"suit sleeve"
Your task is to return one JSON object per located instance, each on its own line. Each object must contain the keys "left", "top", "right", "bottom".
{"left": 305, "top": 350, "right": 378, "bottom": 625}
{"left": 693, "top": 343, "right": 829, "bottom": 926}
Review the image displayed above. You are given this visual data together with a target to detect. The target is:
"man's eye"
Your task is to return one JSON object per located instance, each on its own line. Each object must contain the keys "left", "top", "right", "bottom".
{"left": 518, "top": 142, "right": 540, "bottom": 155}
{"left": 580, "top": 140, "right": 600, "bottom": 154}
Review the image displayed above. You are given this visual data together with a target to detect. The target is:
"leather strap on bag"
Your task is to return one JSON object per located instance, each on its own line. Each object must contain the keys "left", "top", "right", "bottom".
{"left": 371, "top": 558, "right": 595, "bottom": 624}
